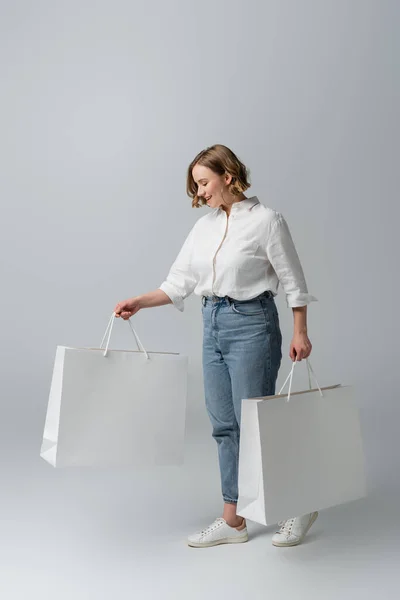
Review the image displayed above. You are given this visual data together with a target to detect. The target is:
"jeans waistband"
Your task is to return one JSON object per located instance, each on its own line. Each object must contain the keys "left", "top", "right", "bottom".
{"left": 201, "top": 290, "right": 273, "bottom": 306}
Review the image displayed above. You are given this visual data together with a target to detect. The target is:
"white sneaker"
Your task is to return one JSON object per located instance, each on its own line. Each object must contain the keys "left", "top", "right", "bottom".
{"left": 187, "top": 517, "right": 248, "bottom": 548}
{"left": 272, "top": 512, "right": 318, "bottom": 547}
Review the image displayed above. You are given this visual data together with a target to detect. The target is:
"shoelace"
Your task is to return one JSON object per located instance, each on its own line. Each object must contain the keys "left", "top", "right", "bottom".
{"left": 198, "top": 518, "right": 224, "bottom": 536}
{"left": 277, "top": 517, "right": 295, "bottom": 535}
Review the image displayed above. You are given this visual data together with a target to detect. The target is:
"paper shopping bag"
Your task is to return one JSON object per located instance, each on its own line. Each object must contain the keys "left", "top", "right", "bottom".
{"left": 237, "top": 360, "right": 366, "bottom": 525}
{"left": 40, "top": 314, "right": 188, "bottom": 467}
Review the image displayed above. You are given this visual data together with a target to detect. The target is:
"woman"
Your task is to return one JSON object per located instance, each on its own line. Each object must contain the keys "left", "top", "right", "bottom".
{"left": 115, "top": 144, "right": 318, "bottom": 548}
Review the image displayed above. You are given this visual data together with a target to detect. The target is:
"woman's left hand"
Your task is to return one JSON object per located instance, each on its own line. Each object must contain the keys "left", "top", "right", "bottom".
{"left": 290, "top": 332, "right": 312, "bottom": 362}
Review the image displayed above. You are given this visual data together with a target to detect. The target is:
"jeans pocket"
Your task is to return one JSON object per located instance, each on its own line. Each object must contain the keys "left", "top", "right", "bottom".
{"left": 230, "top": 299, "right": 264, "bottom": 316}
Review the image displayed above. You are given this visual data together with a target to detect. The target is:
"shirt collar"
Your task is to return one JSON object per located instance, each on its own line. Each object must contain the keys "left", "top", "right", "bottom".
{"left": 218, "top": 196, "right": 260, "bottom": 213}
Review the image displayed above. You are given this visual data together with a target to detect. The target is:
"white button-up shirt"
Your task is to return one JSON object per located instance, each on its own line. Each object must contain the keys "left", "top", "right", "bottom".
{"left": 159, "top": 196, "right": 317, "bottom": 312}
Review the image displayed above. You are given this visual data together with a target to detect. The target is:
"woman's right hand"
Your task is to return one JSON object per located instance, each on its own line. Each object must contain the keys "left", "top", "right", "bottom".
{"left": 114, "top": 297, "right": 142, "bottom": 320}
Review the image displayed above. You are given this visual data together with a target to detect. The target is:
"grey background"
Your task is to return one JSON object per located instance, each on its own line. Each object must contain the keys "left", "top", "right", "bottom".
{"left": 0, "top": 1, "right": 398, "bottom": 598}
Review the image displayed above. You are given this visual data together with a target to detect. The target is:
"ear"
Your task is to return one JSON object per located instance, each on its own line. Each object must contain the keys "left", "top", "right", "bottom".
{"left": 224, "top": 173, "right": 233, "bottom": 185}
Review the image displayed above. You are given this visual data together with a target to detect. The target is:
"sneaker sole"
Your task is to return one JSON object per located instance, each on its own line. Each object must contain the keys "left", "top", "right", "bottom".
{"left": 272, "top": 512, "right": 319, "bottom": 547}
{"left": 187, "top": 533, "right": 249, "bottom": 548}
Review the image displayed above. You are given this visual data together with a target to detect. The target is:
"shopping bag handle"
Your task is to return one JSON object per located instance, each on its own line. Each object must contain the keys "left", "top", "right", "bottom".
{"left": 278, "top": 358, "right": 323, "bottom": 402}
{"left": 100, "top": 312, "right": 150, "bottom": 360}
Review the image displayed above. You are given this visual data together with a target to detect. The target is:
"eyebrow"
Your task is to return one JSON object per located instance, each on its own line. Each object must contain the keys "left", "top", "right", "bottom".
{"left": 196, "top": 178, "right": 208, "bottom": 184}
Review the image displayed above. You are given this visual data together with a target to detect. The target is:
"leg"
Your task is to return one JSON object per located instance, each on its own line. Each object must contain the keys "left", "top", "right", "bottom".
{"left": 202, "top": 315, "right": 241, "bottom": 512}
{"left": 186, "top": 300, "right": 248, "bottom": 546}
{"left": 220, "top": 295, "right": 282, "bottom": 432}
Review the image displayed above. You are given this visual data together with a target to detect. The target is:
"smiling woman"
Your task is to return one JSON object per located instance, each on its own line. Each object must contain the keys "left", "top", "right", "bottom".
{"left": 187, "top": 144, "right": 251, "bottom": 209}
{"left": 114, "top": 142, "right": 318, "bottom": 549}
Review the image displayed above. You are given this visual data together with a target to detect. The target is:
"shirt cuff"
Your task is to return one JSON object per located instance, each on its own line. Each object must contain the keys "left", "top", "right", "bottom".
{"left": 158, "top": 283, "right": 185, "bottom": 312}
{"left": 286, "top": 292, "right": 318, "bottom": 308}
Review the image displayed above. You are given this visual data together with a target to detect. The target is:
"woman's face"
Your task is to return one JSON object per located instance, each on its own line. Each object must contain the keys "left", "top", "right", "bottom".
{"left": 192, "top": 164, "right": 232, "bottom": 209}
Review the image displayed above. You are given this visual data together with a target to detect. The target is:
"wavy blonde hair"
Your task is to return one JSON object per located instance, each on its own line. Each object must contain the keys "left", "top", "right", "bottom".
{"left": 187, "top": 144, "right": 251, "bottom": 208}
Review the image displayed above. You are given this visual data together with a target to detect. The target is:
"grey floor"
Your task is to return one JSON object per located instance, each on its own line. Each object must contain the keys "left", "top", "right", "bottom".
{"left": 1, "top": 417, "right": 399, "bottom": 600}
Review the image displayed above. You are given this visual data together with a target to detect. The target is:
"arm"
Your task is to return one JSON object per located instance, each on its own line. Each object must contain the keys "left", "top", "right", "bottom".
{"left": 266, "top": 215, "right": 316, "bottom": 361}
{"left": 158, "top": 224, "right": 198, "bottom": 312}
{"left": 138, "top": 289, "right": 172, "bottom": 308}
{"left": 115, "top": 225, "right": 198, "bottom": 320}
{"left": 114, "top": 288, "right": 172, "bottom": 320}
{"left": 291, "top": 306, "right": 312, "bottom": 361}
{"left": 293, "top": 306, "right": 307, "bottom": 335}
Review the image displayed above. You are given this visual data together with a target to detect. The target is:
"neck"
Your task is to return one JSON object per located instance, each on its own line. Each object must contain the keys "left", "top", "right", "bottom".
{"left": 221, "top": 194, "right": 247, "bottom": 217}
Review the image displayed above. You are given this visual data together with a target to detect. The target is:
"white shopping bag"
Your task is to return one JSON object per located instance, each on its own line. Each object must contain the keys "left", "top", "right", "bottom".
{"left": 237, "top": 360, "right": 366, "bottom": 525}
{"left": 40, "top": 313, "right": 188, "bottom": 467}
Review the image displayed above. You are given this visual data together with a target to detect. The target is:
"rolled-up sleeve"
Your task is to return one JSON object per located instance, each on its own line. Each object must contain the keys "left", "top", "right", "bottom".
{"left": 158, "top": 224, "right": 198, "bottom": 312}
{"left": 266, "top": 214, "right": 318, "bottom": 308}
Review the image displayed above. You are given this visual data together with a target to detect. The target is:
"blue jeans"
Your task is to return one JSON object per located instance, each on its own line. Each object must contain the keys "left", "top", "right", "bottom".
{"left": 202, "top": 291, "right": 282, "bottom": 503}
